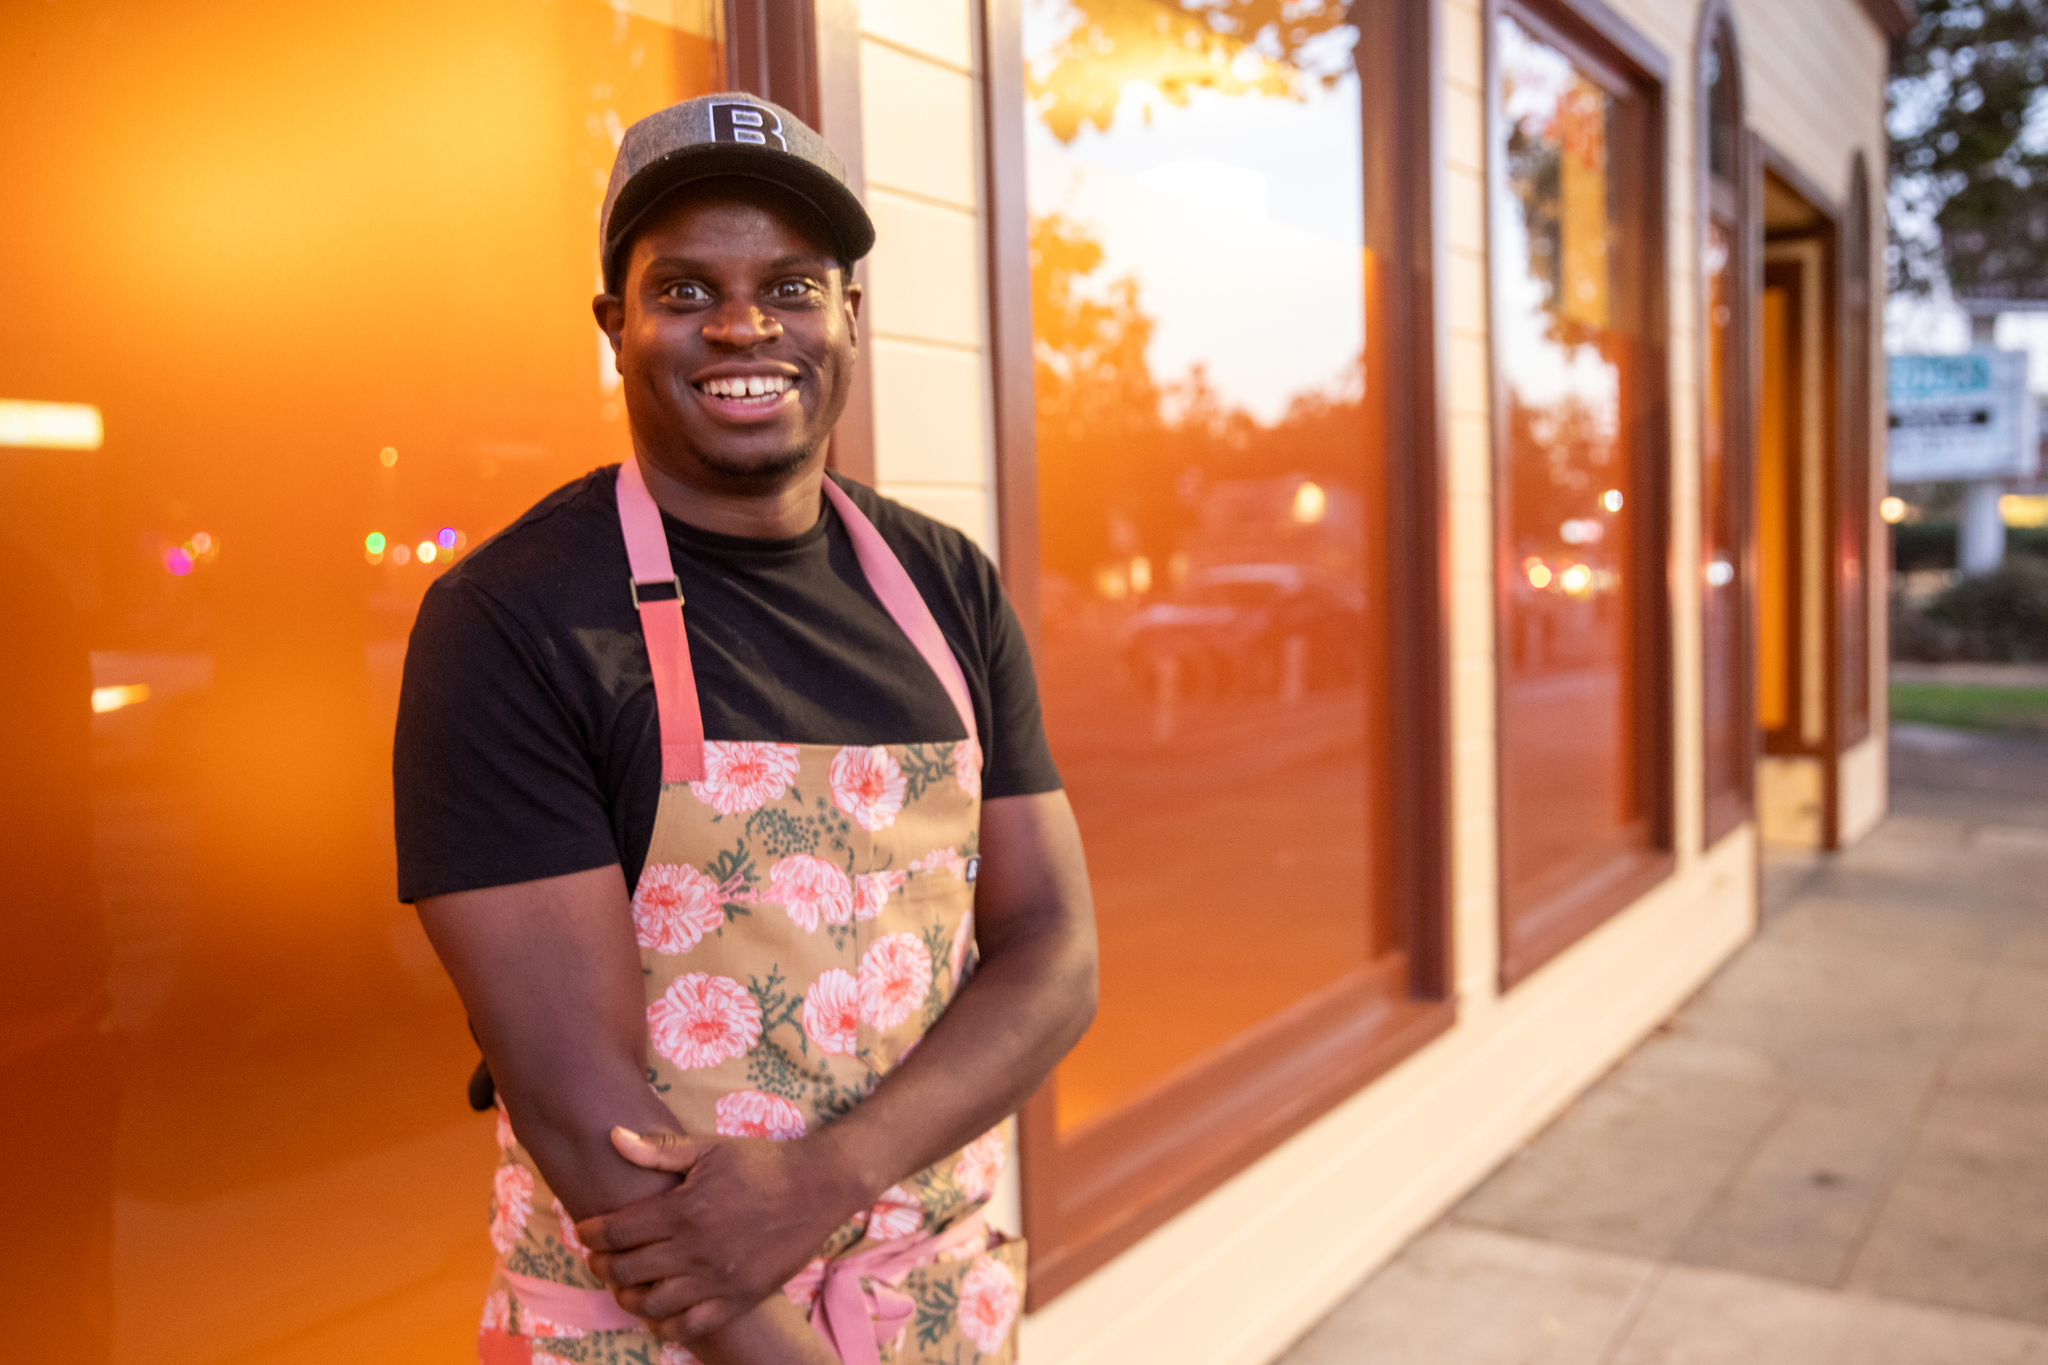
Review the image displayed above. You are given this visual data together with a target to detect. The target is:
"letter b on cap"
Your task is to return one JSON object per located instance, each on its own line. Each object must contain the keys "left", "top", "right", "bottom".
{"left": 710, "top": 102, "right": 787, "bottom": 151}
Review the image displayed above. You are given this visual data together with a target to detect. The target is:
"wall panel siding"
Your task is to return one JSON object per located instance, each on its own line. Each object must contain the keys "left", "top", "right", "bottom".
{"left": 857, "top": 0, "right": 999, "bottom": 549}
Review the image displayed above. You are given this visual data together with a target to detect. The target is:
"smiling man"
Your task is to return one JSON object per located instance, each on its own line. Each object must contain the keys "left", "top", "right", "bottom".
{"left": 393, "top": 95, "right": 1097, "bottom": 1365}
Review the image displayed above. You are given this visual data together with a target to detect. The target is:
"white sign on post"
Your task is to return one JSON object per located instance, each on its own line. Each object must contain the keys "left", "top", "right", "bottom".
{"left": 1887, "top": 350, "right": 2039, "bottom": 483}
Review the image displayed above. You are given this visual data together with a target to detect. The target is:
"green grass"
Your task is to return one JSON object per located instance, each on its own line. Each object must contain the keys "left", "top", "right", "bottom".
{"left": 1891, "top": 683, "right": 2048, "bottom": 734}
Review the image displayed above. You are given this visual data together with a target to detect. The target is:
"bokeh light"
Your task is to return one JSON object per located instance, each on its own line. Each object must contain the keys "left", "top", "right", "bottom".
{"left": 163, "top": 546, "right": 194, "bottom": 576}
{"left": 437, "top": 527, "right": 458, "bottom": 550}
{"left": 379, "top": 446, "right": 398, "bottom": 467}
{"left": 416, "top": 541, "right": 437, "bottom": 564}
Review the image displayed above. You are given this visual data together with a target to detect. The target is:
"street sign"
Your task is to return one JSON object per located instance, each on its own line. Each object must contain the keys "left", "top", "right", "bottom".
{"left": 1887, "top": 350, "right": 2039, "bottom": 483}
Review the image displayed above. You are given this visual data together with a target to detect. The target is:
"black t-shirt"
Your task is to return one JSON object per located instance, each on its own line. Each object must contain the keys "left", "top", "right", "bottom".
{"left": 393, "top": 467, "right": 1060, "bottom": 903}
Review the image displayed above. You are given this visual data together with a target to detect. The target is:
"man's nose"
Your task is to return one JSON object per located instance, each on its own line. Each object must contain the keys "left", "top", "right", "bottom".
{"left": 702, "top": 300, "right": 782, "bottom": 348}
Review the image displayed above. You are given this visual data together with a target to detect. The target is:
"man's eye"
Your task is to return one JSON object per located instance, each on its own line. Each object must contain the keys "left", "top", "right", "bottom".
{"left": 665, "top": 282, "right": 709, "bottom": 303}
{"left": 774, "top": 280, "right": 822, "bottom": 301}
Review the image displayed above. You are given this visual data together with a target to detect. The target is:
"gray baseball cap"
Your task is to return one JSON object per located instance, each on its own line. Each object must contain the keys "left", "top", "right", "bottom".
{"left": 599, "top": 93, "right": 876, "bottom": 292}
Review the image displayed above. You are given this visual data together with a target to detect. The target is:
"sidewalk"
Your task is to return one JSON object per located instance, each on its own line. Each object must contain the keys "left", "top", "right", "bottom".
{"left": 1279, "top": 725, "right": 2048, "bottom": 1365}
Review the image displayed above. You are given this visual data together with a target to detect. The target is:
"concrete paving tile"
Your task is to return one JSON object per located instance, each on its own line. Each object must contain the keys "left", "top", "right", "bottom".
{"left": 1944, "top": 964, "right": 2048, "bottom": 1102}
{"left": 1830, "top": 1293, "right": 2048, "bottom": 1364}
{"left": 1278, "top": 1225, "right": 1652, "bottom": 1365}
{"left": 1454, "top": 1067, "right": 1787, "bottom": 1258}
{"left": 1766, "top": 892, "right": 2013, "bottom": 966}
{"left": 1849, "top": 1093, "right": 2048, "bottom": 1325}
{"left": 1605, "top": 1264, "right": 1851, "bottom": 1365}
{"left": 1676, "top": 1098, "right": 1914, "bottom": 1287}
{"left": 1611, "top": 1264, "right": 2048, "bottom": 1365}
{"left": 1668, "top": 935, "right": 1975, "bottom": 1109}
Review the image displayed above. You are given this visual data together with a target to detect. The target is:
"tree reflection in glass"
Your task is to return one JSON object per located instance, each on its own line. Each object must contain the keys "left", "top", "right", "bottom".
{"left": 1494, "top": 14, "right": 1650, "bottom": 928}
{"left": 1023, "top": 0, "right": 1396, "bottom": 1133}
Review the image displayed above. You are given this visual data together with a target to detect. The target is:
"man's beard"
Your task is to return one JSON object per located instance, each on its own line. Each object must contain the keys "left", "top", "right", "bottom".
{"left": 692, "top": 440, "right": 817, "bottom": 490}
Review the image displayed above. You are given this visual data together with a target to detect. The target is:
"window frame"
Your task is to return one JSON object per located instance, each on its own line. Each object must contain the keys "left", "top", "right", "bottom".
{"left": 1484, "top": 0, "right": 1675, "bottom": 989}
{"left": 1694, "top": 0, "right": 1757, "bottom": 849}
{"left": 1838, "top": 152, "right": 1874, "bottom": 751}
{"left": 981, "top": 0, "right": 1455, "bottom": 1307}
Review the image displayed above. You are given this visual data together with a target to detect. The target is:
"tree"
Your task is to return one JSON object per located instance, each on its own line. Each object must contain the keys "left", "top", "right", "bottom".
{"left": 1888, "top": 0, "right": 2048, "bottom": 302}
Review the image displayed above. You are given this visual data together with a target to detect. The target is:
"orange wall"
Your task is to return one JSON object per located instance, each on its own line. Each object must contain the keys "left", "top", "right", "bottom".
{"left": 0, "top": 3, "right": 714, "bottom": 1357}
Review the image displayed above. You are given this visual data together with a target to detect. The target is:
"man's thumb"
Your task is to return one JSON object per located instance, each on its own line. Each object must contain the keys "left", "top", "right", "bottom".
{"left": 611, "top": 1125, "right": 699, "bottom": 1172}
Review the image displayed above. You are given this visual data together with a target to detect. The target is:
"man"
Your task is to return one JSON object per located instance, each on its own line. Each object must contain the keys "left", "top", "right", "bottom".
{"left": 394, "top": 94, "right": 1097, "bottom": 1365}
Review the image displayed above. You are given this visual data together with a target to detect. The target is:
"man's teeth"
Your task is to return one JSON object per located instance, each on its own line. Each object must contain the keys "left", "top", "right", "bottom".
{"left": 698, "top": 375, "right": 792, "bottom": 399}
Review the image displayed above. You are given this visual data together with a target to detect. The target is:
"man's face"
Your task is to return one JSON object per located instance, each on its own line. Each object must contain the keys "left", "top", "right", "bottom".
{"left": 597, "top": 179, "right": 860, "bottom": 491}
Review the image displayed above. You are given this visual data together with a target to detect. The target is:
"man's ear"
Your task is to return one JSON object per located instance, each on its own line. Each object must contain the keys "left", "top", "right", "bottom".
{"left": 841, "top": 278, "right": 862, "bottom": 355}
{"left": 592, "top": 293, "right": 625, "bottom": 370}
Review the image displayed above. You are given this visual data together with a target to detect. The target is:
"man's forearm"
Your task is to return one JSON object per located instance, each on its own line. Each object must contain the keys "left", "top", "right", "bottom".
{"left": 499, "top": 1052, "right": 686, "bottom": 1220}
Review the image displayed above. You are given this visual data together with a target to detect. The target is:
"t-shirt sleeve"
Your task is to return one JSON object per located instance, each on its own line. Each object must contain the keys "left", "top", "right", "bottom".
{"left": 976, "top": 557, "right": 1064, "bottom": 801}
{"left": 393, "top": 577, "right": 622, "bottom": 902}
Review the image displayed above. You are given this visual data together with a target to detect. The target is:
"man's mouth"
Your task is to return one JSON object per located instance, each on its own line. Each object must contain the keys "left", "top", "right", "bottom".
{"left": 694, "top": 374, "right": 794, "bottom": 408}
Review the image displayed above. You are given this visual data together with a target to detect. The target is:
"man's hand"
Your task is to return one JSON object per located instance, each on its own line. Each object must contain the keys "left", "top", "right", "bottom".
{"left": 578, "top": 1126, "right": 870, "bottom": 1340}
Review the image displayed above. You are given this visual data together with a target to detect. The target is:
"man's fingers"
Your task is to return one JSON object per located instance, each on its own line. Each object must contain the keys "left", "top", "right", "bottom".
{"left": 611, "top": 1125, "right": 701, "bottom": 1173}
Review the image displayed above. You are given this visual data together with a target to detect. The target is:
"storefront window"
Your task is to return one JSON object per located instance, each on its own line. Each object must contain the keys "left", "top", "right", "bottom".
{"left": 1699, "top": 14, "right": 1752, "bottom": 845}
{"left": 1025, "top": 0, "right": 1392, "bottom": 1133}
{"left": 0, "top": 2, "right": 719, "bottom": 1352}
{"left": 1492, "top": 5, "right": 1669, "bottom": 983}
{"left": 1010, "top": 0, "right": 1441, "bottom": 1299}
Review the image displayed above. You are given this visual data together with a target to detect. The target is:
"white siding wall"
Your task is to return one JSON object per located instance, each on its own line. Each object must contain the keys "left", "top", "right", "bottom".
{"left": 857, "top": 0, "right": 1001, "bottom": 558}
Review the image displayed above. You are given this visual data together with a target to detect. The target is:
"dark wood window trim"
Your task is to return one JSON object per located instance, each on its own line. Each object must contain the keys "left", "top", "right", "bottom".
{"left": 1838, "top": 153, "right": 1874, "bottom": 750}
{"left": 981, "top": 0, "right": 1456, "bottom": 1308}
{"left": 1696, "top": 0, "right": 1755, "bottom": 850}
{"left": 1758, "top": 144, "right": 1840, "bottom": 803}
{"left": 1486, "top": 0, "right": 1676, "bottom": 990}
{"left": 726, "top": 0, "right": 878, "bottom": 484}
{"left": 1759, "top": 253, "right": 1811, "bottom": 760}
{"left": 1758, "top": 139, "right": 1867, "bottom": 849}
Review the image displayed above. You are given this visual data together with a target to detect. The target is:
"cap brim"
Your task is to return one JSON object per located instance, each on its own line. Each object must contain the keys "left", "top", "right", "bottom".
{"left": 603, "top": 143, "right": 876, "bottom": 291}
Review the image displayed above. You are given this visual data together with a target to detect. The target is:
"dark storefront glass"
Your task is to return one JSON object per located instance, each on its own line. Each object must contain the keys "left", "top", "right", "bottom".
{"left": 0, "top": 3, "right": 718, "bottom": 1357}
{"left": 1493, "top": 10, "right": 1663, "bottom": 977}
{"left": 1022, "top": 0, "right": 1396, "bottom": 1133}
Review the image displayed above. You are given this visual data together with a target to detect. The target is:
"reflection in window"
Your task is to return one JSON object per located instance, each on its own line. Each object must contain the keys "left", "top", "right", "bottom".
{"left": 1700, "top": 20, "right": 1749, "bottom": 842}
{"left": 1494, "top": 13, "right": 1658, "bottom": 966}
{"left": 1024, "top": 0, "right": 1393, "bottom": 1133}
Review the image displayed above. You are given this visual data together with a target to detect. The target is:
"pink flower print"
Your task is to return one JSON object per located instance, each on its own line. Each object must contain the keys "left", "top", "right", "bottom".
{"left": 660, "top": 1345, "right": 703, "bottom": 1365}
{"left": 489, "top": 1162, "right": 533, "bottom": 1256}
{"left": 858, "top": 933, "right": 932, "bottom": 1031}
{"left": 714, "top": 1089, "right": 807, "bottom": 1140}
{"left": 958, "top": 1254, "right": 1020, "bottom": 1353}
{"left": 531, "top": 1346, "right": 579, "bottom": 1363}
{"left": 910, "top": 847, "right": 967, "bottom": 879}
{"left": 522, "top": 1316, "right": 586, "bottom": 1342}
{"left": 551, "top": 1198, "right": 589, "bottom": 1262}
{"left": 830, "top": 745, "right": 906, "bottom": 831}
{"left": 802, "top": 969, "right": 860, "bottom": 1056}
{"left": 769, "top": 854, "right": 854, "bottom": 931}
{"left": 952, "top": 1127, "right": 1006, "bottom": 1203}
{"left": 954, "top": 738, "right": 982, "bottom": 800}
{"left": 867, "top": 1183, "right": 923, "bottom": 1241}
{"left": 480, "top": 1290, "right": 510, "bottom": 1332}
{"left": 853, "top": 868, "right": 906, "bottom": 921}
{"left": 648, "top": 973, "right": 762, "bottom": 1070}
{"left": 689, "top": 741, "right": 800, "bottom": 816}
{"left": 633, "top": 862, "right": 728, "bottom": 955}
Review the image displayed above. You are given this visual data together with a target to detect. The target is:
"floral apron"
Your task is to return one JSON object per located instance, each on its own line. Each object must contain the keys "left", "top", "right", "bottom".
{"left": 476, "top": 459, "right": 1024, "bottom": 1365}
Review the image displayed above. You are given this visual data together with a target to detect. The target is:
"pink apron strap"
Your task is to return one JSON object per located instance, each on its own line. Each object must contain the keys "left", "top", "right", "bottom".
{"left": 613, "top": 461, "right": 983, "bottom": 784}
{"left": 614, "top": 457, "right": 706, "bottom": 783}
{"left": 818, "top": 478, "right": 980, "bottom": 751}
